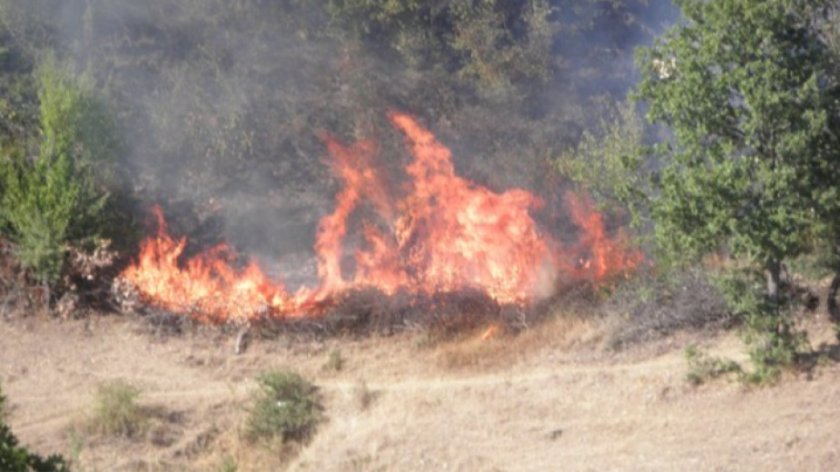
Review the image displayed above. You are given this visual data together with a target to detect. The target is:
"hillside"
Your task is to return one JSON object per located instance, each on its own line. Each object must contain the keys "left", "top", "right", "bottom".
{"left": 2, "top": 312, "right": 839, "bottom": 471}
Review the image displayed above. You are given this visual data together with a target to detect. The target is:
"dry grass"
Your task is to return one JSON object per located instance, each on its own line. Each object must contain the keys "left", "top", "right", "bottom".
{"left": 353, "top": 380, "right": 376, "bottom": 411}
{"left": 434, "top": 312, "right": 597, "bottom": 370}
{"left": 88, "top": 380, "right": 149, "bottom": 438}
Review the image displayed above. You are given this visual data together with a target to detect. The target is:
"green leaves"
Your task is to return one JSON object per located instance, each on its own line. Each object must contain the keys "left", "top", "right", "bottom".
{"left": 636, "top": 0, "right": 840, "bottom": 374}
{"left": 0, "top": 58, "right": 119, "bottom": 283}
{"left": 0, "top": 383, "right": 69, "bottom": 472}
{"left": 636, "top": 0, "right": 840, "bottom": 266}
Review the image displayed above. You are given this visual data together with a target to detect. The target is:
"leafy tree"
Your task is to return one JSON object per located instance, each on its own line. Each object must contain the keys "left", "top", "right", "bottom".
{"left": 635, "top": 0, "right": 840, "bottom": 375}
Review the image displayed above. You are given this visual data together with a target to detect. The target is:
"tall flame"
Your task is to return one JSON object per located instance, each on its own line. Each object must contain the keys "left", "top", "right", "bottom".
{"left": 121, "top": 112, "right": 642, "bottom": 322}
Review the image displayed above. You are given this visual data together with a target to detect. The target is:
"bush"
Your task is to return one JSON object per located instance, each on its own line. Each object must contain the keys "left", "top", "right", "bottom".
{"left": 0, "top": 58, "right": 120, "bottom": 286}
{"left": 89, "top": 380, "right": 147, "bottom": 438}
{"left": 246, "top": 370, "right": 322, "bottom": 443}
{"left": 684, "top": 345, "right": 741, "bottom": 386}
{"left": 0, "top": 384, "right": 70, "bottom": 472}
{"left": 714, "top": 268, "right": 809, "bottom": 384}
{"left": 602, "top": 267, "right": 731, "bottom": 349}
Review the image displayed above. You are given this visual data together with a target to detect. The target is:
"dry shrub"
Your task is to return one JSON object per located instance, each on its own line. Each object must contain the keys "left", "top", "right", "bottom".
{"left": 600, "top": 268, "right": 732, "bottom": 350}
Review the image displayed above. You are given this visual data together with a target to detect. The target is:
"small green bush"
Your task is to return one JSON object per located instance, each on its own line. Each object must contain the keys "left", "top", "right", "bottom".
{"left": 246, "top": 370, "right": 322, "bottom": 443}
{"left": 90, "top": 380, "right": 147, "bottom": 438}
{"left": 684, "top": 345, "right": 742, "bottom": 386}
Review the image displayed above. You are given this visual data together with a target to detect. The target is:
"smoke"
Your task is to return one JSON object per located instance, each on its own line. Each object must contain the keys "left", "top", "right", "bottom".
{"left": 5, "top": 0, "right": 678, "bottom": 285}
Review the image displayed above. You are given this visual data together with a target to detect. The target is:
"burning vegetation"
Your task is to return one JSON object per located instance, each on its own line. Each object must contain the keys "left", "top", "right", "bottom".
{"left": 120, "top": 113, "right": 641, "bottom": 323}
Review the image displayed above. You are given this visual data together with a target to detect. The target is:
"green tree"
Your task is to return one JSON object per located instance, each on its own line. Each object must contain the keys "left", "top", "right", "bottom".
{"left": 0, "top": 58, "right": 121, "bottom": 285}
{"left": 635, "top": 0, "right": 840, "bottom": 376}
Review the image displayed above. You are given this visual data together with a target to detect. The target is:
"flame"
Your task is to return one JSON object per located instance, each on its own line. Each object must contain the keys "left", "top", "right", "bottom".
{"left": 565, "top": 192, "right": 644, "bottom": 281}
{"left": 480, "top": 324, "right": 501, "bottom": 341}
{"left": 121, "top": 112, "right": 642, "bottom": 322}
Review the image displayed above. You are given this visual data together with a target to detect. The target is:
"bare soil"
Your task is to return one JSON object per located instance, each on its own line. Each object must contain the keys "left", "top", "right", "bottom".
{"left": 2, "top": 311, "right": 840, "bottom": 471}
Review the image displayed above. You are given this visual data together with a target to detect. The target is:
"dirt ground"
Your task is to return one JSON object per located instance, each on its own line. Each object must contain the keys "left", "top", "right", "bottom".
{"left": 2, "top": 311, "right": 840, "bottom": 471}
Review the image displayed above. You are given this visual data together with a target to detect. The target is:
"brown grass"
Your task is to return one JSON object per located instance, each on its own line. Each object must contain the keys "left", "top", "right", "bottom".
{"left": 434, "top": 311, "right": 598, "bottom": 370}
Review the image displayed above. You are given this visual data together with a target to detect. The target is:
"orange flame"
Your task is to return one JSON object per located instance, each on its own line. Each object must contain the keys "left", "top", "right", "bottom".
{"left": 480, "top": 324, "right": 501, "bottom": 341}
{"left": 565, "top": 192, "right": 644, "bottom": 281}
{"left": 119, "top": 208, "right": 298, "bottom": 323}
{"left": 121, "top": 112, "right": 642, "bottom": 322}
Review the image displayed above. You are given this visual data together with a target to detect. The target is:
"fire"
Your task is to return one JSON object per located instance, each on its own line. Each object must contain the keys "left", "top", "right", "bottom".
{"left": 480, "top": 324, "right": 501, "bottom": 341}
{"left": 121, "top": 112, "right": 642, "bottom": 322}
{"left": 565, "top": 192, "right": 644, "bottom": 280}
{"left": 119, "top": 208, "right": 303, "bottom": 323}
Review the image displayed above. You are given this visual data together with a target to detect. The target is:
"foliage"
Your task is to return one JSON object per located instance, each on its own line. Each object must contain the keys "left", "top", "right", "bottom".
{"left": 0, "top": 384, "right": 70, "bottom": 472}
{"left": 0, "top": 425, "right": 70, "bottom": 472}
{"left": 0, "top": 19, "right": 38, "bottom": 158}
{"left": 636, "top": 0, "right": 840, "bottom": 266}
{"left": 684, "top": 345, "right": 742, "bottom": 386}
{"left": 713, "top": 266, "right": 810, "bottom": 383}
{"left": 246, "top": 370, "right": 322, "bottom": 443}
{"left": 0, "top": 58, "right": 120, "bottom": 284}
{"left": 324, "top": 0, "right": 556, "bottom": 94}
{"left": 635, "top": 0, "right": 840, "bottom": 373}
{"left": 557, "top": 98, "right": 649, "bottom": 228}
{"left": 90, "top": 380, "right": 147, "bottom": 438}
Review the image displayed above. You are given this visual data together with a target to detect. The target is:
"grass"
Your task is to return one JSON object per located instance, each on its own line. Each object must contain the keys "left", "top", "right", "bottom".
{"left": 353, "top": 380, "right": 375, "bottom": 411}
{"left": 89, "top": 380, "right": 148, "bottom": 438}
{"left": 323, "top": 349, "right": 344, "bottom": 372}
{"left": 217, "top": 455, "right": 238, "bottom": 472}
{"left": 684, "top": 345, "right": 742, "bottom": 386}
{"left": 246, "top": 370, "right": 322, "bottom": 443}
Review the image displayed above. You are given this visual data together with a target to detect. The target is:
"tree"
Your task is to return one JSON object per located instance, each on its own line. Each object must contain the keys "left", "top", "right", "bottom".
{"left": 0, "top": 58, "right": 121, "bottom": 285}
{"left": 635, "top": 0, "right": 840, "bottom": 375}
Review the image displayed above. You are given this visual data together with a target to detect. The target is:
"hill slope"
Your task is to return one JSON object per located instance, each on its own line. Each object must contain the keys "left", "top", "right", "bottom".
{"left": 1, "top": 314, "right": 839, "bottom": 471}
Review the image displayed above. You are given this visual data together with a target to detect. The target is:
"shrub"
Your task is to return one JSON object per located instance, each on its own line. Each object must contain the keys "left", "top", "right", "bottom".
{"left": 714, "top": 268, "right": 808, "bottom": 384}
{"left": 0, "top": 58, "right": 120, "bottom": 286}
{"left": 89, "top": 380, "right": 147, "bottom": 438}
{"left": 684, "top": 345, "right": 741, "bottom": 386}
{"left": 323, "top": 349, "right": 344, "bottom": 372}
{"left": 0, "top": 384, "right": 70, "bottom": 472}
{"left": 602, "top": 267, "right": 731, "bottom": 349}
{"left": 246, "top": 370, "right": 322, "bottom": 443}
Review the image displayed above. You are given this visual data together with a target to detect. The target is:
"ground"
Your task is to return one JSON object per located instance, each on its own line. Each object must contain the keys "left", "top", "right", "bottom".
{"left": 2, "top": 310, "right": 840, "bottom": 471}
